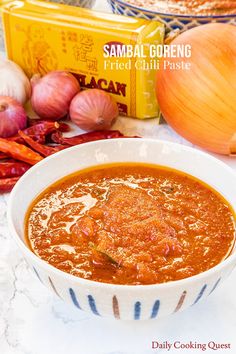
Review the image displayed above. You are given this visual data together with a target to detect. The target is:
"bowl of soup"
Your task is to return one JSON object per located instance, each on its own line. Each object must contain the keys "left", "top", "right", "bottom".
{"left": 7, "top": 139, "right": 236, "bottom": 320}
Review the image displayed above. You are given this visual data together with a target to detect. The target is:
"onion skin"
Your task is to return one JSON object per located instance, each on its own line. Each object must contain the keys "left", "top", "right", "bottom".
{"left": 70, "top": 89, "right": 119, "bottom": 131}
{"left": 156, "top": 23, "right": 236, "bottom": 155}
{"left": 0, "top": 96, "right": 27, "bottom": 138}
{"left": 31, "top": 71, "right": 80, "bottom": 120}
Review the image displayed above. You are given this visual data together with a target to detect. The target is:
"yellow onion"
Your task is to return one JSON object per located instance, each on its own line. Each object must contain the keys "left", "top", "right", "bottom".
{"left": 70, "top": 89, "right": 119, "bottom": 131}
{"left": 156, "top": 23, "right": 236, "bottom": 155}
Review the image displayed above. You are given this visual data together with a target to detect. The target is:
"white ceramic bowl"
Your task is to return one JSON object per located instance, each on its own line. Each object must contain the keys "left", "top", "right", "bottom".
{"left": 7, "top": 139, "right": 236, "bottom": 320}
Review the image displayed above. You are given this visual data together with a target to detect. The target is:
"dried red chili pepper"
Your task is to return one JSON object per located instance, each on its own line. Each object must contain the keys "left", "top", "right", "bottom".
{"left": 51, "top": 145, "right": 68, "bottom": 152}
{"left": 50, "top": 131, "right": 63, "bottom": 144}
{"left": 28, "top": 119, "right": 71, "bottom": 133}
{"left": 8, "top": 133, "right": 45, "bottom": 144}
{"left": 18, "top": 131, "right": 59, "bottom": 157}
{"left": 0, "top": 138, "right": 44, "bottom": 165}
{"left": 119, "top": 135, "right": 141, "bottom": 139}
{"left": 51, "top": 130, "right": 125, "bottom": 146}
{"left": 0, "top": 162, "right": 30, "bottom": 178}
{"left": 57, "top": 122, "right": 71, "bottom": 133}
{"left": 0, "top": 177, "right": 20, "bottom": 193}
{"left": 0, "top": 152, "right": 8, "bottom": 160}
{"left": 25, "top": 121, "right": 61, "bottom": 143}
{"left": 8, "top": 121, "right": 59, "bottom": 144}
{"left": 24, "top": 121, "right": 60, "bottom": 136}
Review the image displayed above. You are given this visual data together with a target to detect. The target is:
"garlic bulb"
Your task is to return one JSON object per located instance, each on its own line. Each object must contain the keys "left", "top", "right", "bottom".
{"left": 0, "top": 59, "right": 31, "bottom": 105}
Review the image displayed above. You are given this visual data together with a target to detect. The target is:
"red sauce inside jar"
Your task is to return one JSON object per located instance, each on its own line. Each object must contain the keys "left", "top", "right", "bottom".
{"left": 25, "top": 164, "right": 236, "bottom": 285}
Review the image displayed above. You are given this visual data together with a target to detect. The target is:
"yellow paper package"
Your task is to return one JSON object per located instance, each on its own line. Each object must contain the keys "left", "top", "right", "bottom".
{"left": 2, "top": 0, "right": 164, "bottom": 119}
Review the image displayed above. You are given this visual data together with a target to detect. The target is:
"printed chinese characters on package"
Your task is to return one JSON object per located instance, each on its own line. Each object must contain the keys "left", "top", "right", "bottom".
{"left": 2, "top": 0, "right": 164, "bottom": 119}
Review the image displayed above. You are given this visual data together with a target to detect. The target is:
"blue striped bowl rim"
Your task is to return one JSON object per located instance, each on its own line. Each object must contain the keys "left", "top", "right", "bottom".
{"left": 108, "top": 0, "right": 236, "bottom": 19}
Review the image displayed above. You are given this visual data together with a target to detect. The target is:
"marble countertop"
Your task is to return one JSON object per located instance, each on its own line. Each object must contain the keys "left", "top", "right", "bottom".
{"left": 1, "top": 1, "right": 236, "bottom": 354}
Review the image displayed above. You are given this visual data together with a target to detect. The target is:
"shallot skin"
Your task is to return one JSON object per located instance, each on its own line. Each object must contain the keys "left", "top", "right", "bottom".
{"left": 0, "top": 96, "right": 27, "bottom": 138}
{"left": 31, "top": 71, "right": 80, "bottom": 120}
{"left": 69, "top": 89, "right": 119, "bottom": 131}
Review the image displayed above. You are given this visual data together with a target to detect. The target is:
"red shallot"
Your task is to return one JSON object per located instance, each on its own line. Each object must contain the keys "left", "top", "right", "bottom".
{"left": 0, "top": 96, "right": 27, "bottom": 138}
{"left": 31, "top": 71, "right": 80, "bottom": 120}
{"left": 70, "top": 89, "right": 119, "bottom": 131}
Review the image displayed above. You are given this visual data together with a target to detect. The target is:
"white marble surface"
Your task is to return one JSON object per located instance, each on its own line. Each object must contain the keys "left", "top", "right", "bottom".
{"left": 1, "top": 1, "right": 236, "bottom": 354}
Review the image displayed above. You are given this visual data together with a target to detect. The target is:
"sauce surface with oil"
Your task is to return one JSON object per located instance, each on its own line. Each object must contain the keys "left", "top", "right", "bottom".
{"left": 25, "top": 164, "right": 236, "bottom": 285}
